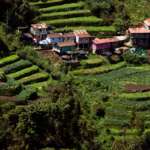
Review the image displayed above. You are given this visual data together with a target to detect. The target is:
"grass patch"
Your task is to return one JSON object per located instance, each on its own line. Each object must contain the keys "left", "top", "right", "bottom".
{"left": 43, "top": 16, "right": 103, "bottom": 27}
{"left": 72, "top": 62, "right": 126, "bottom": 75}
{"left": 7, "top": 65, "right": 39, "bottom": 80}
{"left": 39, "top": 2, "right": 84, "bottom": 13}
{"left": 40, "top": 10, "right": 91, "bottom": 20}
{"left": 2, "top": 60, "right": 32, "bottom": 74}
{"left": 0, "top": 54, "right": 20, "bottom": 67}
{"left": 18, "top": 72, "right": 49, "bottom": 85}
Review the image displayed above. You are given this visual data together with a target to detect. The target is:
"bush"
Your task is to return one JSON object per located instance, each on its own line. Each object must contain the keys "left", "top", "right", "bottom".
{"left": 45, "top": 16, "right": 104, "bottom": 27}
{"left": 0, "top": 78, "right": 22, "bottom": 96}
{"left": 16, "top": 87, "right": 38, "bottom": 101}
{"left": 17, "top": 46, "right": 52, "bottom": 73}
{"left": 8, "top": 65, "right": 39, "bottom": 80}
{"left": 40, "top": 2, "right": 84, "bottom": 13}
{"left": 2, "top": 59, "right": 32, "bottom": 74}
{"left": 123, "top": 51, "right": 148, "bottom": 65}
{"left": 40, "top": 10, "right": 91, "bottom": 20}
{"left": 18, "top": 72, "right": 49, "bottom": 85}
{"left": 0, "top": 54, "right": 20, "bottom": 67}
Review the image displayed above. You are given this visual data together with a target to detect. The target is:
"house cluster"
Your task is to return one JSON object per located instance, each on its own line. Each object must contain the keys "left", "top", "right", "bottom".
{"left": 128, "top": 18, "right": 150, "bottom": 48}
{"left": 23, "top": 18, "right": 150, "bottom": 59}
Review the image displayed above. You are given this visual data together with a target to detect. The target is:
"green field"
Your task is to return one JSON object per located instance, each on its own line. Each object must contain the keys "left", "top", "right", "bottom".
{"left": 0, "top": 54, "right": 51, "bottom": 89}
{"left": 74, "top": 63, "right": 150, "bottom": 143}
{"left": 31, "top": 0, "right": 116, "bottom": 35}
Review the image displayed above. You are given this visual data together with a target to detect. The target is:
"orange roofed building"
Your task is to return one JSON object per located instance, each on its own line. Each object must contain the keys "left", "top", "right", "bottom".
{"left": 128, "top": 18, "right": 150, "bottom": 48}
{"left": 92, "top": 36, "right": 127, "bottom": 55}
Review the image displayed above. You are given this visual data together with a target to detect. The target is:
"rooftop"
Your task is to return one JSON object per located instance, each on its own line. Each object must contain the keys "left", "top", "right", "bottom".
{"left": 57, "top": 41, "right": 76, "bottom": 47}
{"left": 63, "top": 32, "right": 75, "bottom": 38}
{"left": 93, "top": 37, "right": 119, "bottom": 44}
{"left": 128, "top": 27, "right": 150, "bottom": 34}
{"left": 73, "top": 30, "right": 92, "bottom": 38}
{"left": 47, "top": 33, "right": 63, "bottom": 38}
{"left": 31, "top": 23, "right": 48, "bottom": 29}
{"left": 144, "top": 18, "right": 150, "bottom": 26}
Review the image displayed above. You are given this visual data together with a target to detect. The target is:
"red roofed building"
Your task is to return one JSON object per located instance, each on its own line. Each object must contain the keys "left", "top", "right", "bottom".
{"left": 92, "top": 36, "right": 126, "bottom": 55}
{"left": 128, "top": 18, "right": 150, "bottom": 48}
{"left": 73, "top": 30, "right": 94, "bottom": 50}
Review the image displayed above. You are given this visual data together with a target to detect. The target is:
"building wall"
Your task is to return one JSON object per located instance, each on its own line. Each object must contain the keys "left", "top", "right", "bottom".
{"left": 47, "top": 37, "right": 63, "bottom": 44}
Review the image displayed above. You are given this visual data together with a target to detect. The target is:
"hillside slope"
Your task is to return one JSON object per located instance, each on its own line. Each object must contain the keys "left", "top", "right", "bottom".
{"left": 31, "top": 0, "right": 116, "bottom": 36}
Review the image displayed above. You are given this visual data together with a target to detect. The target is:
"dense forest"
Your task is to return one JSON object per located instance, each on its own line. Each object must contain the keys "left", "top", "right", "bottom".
{"left": 0, "top": 0, "right": 150, "bottom": 150}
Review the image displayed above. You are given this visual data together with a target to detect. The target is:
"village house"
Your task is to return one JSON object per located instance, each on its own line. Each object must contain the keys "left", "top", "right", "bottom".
{"left": 53, "top": 41, "right": 76, "bottom": 54}
{"left": 128, "top": 18, "right": 150, "bottom": 48}
{"left": 46, "top": 33, "right": 64, "bottom": 45}
{"left": 73, "top": 30, "right": 94, "bottom": 50}
{"left": 92, "top": 36, "right": 127, "bottom": 55}
{"left": 30, "top": 23, "right": 48, "bottom": 43}
{"left": 63, "top": 33, "right": 76, "bottom": 42}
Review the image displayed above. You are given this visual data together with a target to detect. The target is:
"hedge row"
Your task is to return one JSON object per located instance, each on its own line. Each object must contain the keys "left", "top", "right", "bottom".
{"left": 72, "top": 62, "right": 126, "bottom": 75}
{"left": 27, "top": 81, "right": 49, "bottom": 89}
{"left": 18, "top": 72, "right": 49, "bottom": 85}
{"left": 80, "top": 58, "right": 104, "bottom": 69}
{"left": 31, "top": 0, "right": 65, "bottom": 8}
{"left": 44, "top": 16, "right": 104, "bottom": 27}
{"left": 8, "top": 65, "right": 39, "bottom": 80}
{"left": 55, "top": 26, "right": 116, "bottom": 34}
{"left": 2, "top": 60, "right": 32, "bottom": 74}
{"left": 118, "top": 92, "right": 150, "bottom": 101}
{"left": 39, "top": 2, "right": 84, "bottom": 13}
{"left": 0, "top": 54, "right": 20, "bottom": 67}
{"left": 40, "top": 10, "right": 91, "bottom": 20}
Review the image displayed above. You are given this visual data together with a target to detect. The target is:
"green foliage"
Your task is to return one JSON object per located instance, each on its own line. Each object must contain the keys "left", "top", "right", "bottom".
{"left": 40, "top": 10, "right": 91, "bottom": 20}
{"left": 18, "top": 72, "right": 49, "bottom": 85}
{"left": 0, "top": 78, "right": 22, "bottom": 96}
{"left": 2, "top": 59, "right": 32, "bottom": 74}
{"left": 123, "top": 51, "right": 148, "bottom": 65}
{"left": 39, "top": 2, "right": 84, "bottom": 13}
{"left": 0, "top": 78, "right": 100, "bottom": 149}
{"left": 17, "top": 46, "right": 52, "bottom": 73}
{"left": 44, "top": 16, "right": 104, "bottom": 27}
{"left": 0, "top": 54, "right": 20, "bottom": 67}
{"left": 16, "top": 87, "right": 38, "bottom": 101}
{"left": 8, "top": 65, "right": 39, "bottom": 80}
{"left": 72, "top": 61, "right": 126, "bottom": 75}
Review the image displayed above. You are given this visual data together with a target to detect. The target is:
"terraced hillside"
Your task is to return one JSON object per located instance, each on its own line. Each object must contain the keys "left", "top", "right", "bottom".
{"left": 0, "top": 54, "right": 51, "bottom": 89}
{"left": 76, "top": 65, "right": 150, "bottom": 144}
{"left": 31, "top": 0, "right": 116, "bottom": 36}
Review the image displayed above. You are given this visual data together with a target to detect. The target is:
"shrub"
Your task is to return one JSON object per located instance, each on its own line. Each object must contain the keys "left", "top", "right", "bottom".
{"left": 16, "top": 87, "right": 38, "bottom": 102}
{"left": 17, "top": 46, "right": 52, "bottom": 73}
{"left": 0, "top": 78, "right": 22, "bottom": 96}
{"left": 0, "top": 54, "right": 20, "bottom": 67}
{"left": 39, "top": 2, "right": 84, "bottom": 13}
{"left": 8, "top": 65, "right": 39, "bottom": 80}
{"left": 40, "top": 10, "right": 91, "bottom": 20}
{"left": 44, "top": 16, "right": 104, "bottom": 27}
{"left": 18, "top": 72, "right": 49, "bottom": 85}
{"left": 2, "top": 60, "right": 32, "bottom": 74}
{"left": 123, "top": 51, "right": 148, "bottom": 65}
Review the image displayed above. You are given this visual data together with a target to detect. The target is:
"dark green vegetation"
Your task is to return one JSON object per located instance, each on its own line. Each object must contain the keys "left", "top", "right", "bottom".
{"left": 1, "top": 0, "right": 150, "bottom": 150}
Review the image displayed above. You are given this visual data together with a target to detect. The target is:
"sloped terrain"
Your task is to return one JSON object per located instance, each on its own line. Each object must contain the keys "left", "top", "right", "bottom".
{"left": 0, "top": 54, "right": 51, "bottom": 88}
{"left": 31, "top": 0, "right": 116, "bottom": 36}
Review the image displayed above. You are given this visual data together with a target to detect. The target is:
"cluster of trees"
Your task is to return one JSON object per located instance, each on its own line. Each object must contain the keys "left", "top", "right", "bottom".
{"left": 0, "top": 78, "right": 100, "bottom": 150}
{"left": 84, "top": 0, "right": 150, "bottom": 31}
